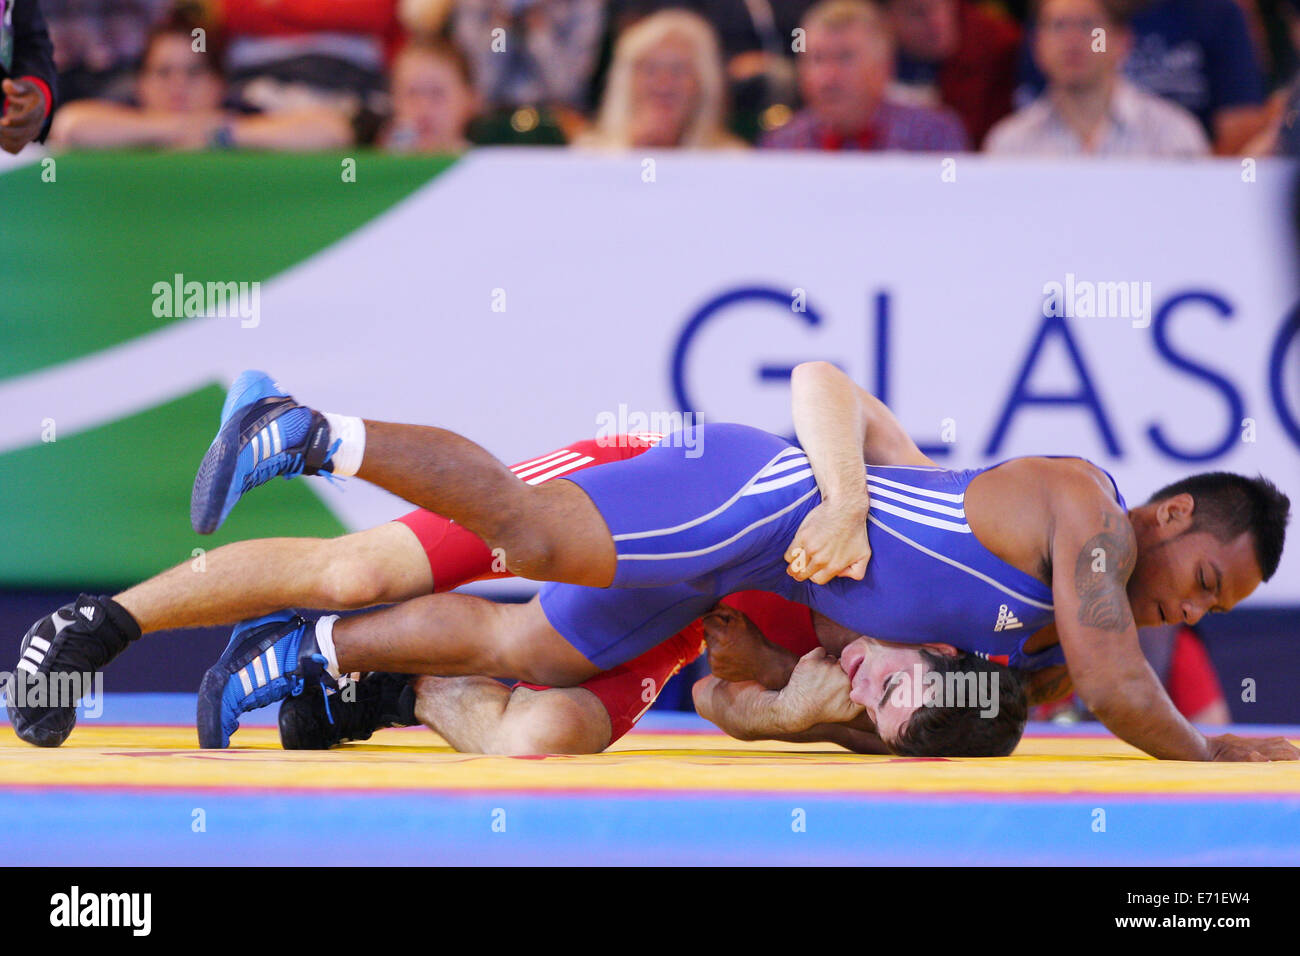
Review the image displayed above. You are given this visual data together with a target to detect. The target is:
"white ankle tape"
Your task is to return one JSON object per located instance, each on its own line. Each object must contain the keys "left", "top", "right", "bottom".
{"left": 322, "top": 413, "right": 366, "bottom": 477}
{"left": 314, "top": 615, "right": 341, "bottom": 680}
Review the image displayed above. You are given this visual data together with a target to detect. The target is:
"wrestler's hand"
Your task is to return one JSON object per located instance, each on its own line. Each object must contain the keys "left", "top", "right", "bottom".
{"left": 785, "top": 497, "right": 871, "bottom": 584}
{"left": 702, "top": 605, "right": 797, "bottom": 689}
{"left": 1206, "top": 733, "right": 1300, "bottom": 762}
{"left": 777, "top": 648, "right": 864, "bottom": 732}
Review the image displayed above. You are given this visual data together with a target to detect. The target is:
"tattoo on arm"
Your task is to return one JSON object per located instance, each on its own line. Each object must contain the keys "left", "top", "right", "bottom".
{"left": 1072, "top": 512, "right": 1137, "bottom": 632}
{"left": 1025, "top": 666, "right": 1073, "bottom": 706}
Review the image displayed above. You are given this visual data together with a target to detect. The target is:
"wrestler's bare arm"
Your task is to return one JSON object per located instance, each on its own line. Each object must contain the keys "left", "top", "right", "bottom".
{"left": 1046, "top": 476, "right": 1260, "bottom": 761}
{"left": 692, "top": 649, "right": 866, "bottom": 749}
{"left": 786, "top": 361, "right": 935, "bottom": 584}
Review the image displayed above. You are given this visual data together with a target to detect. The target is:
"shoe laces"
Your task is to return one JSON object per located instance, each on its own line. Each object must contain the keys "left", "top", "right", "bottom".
{"left": 242, "top": 451, "right": 307, "bottom": 492}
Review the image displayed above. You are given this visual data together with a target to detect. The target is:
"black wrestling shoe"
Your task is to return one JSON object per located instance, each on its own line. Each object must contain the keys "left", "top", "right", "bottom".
{"left": 6, "top": 595, "right": 141, "bottom": 747}
{"left": 278, "top": 671, "right": 417, "bottom": 750}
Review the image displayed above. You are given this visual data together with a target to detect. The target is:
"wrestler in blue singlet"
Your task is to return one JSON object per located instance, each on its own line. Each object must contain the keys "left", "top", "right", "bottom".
{"left": 537, "top": 423, "right": 1127, "bottom": 671}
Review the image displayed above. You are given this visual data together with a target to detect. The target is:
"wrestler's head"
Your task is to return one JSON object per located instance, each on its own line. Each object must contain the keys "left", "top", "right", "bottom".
{"left": 1128, "top": 473, "right": 1290, "bottom": 628}
{"left": 839, "top": 637, "right": 1027, "bottom": 756}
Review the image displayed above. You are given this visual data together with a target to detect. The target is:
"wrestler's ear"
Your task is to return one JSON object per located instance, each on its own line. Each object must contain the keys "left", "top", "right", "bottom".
{"left": 1155, "top": 492, "right": 1195, "bottom": 531}
{"left": 922, "top": 643, "right": 960, "bottom": 657}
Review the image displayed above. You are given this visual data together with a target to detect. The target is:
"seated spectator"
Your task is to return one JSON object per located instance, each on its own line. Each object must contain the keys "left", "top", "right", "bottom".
{"left": 377, "top": 38, "right": 478, "bottom": 152}
{"left": 577, "top": 10, "right": 746, "bottom": 150}
{"left": 760, "top": 0, "right": 968, "bottom": 152}
{"left": 452, "top": 0, "right": 605, "bottom": 141}
{"left": 42, "top": 0, "right": 170, "bottom": 102}
{"left": 1278, "top": 83, "right": 1300, "bottom": 154}
{"left": 49, "top": 12, "right": 351, "bottom": 151}
{"left": 986, "top": 0, "right": 1208, "bottom": 156}
{"left": 213, "top": 0, "right": 401, "bottom": 118}
{"left": 693, "top": 0, "right": 815, "bottom": 140}
{"left": 882, "top": 0, "right": 1022, "bottom": 147}
{"left": 1015, "top": 0, "right": 1268, "bottom": 154}
{"left": 1242, "top": 0, "right": 1300, "bottom": 155}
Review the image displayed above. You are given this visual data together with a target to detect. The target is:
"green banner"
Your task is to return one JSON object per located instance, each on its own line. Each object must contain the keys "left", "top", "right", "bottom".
{"left": 0, "top": 151, "right": 455, "bottom": 587}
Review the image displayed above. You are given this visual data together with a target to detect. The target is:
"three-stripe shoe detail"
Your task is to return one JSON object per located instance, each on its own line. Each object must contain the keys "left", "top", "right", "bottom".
{"left": 235, "top": 646, "right": 284, "bottom": 696}
{"left": 197, "top": 611, "right": 332, "bottom": 748}
{"left": 15, "top": 611, "right": 74, "bottom": 675}
{"left": 18, "top": 635, "right": 50, "bottom": 674}
{"left": 248, "top": 419, "right": 284, "bottom": 467}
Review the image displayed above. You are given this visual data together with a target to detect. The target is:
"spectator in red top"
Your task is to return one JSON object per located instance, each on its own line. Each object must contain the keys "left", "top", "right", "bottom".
{"left": 882, "top": 0, "right": 1022, "bottom": 147}
{"left": 204, "top": 0, "right": 402, "bottom": 116}
{"left": 1157, "top": 626, "right": 1231, "bottom": 724}
{"left": 760, "top": 0, "right": 968, "bottom": 151}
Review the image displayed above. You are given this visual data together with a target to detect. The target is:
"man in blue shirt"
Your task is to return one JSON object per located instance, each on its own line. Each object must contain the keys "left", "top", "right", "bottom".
{"left": 1016, "top": 0, "right": 1267, "bottom": 152}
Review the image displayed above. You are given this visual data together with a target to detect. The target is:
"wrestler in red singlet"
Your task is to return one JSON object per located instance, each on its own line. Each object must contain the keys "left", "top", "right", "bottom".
{"left": 393, "top": 434, "right": 818, "bottom": 743}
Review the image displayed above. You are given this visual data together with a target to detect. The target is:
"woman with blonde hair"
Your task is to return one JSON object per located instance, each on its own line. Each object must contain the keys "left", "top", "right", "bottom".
{"left": 578, "top": 10, "right": 746, "bottom": 150}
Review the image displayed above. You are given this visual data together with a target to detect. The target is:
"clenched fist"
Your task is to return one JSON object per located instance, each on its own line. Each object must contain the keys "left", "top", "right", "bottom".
{"left": 785, "top": 498, "right": 871, "bottom": 584}
{"left": 702, "top": 605, "right": 793, "bottom": 688}
{"left": 776, "top": 648, "right": 864, "bottom": 732}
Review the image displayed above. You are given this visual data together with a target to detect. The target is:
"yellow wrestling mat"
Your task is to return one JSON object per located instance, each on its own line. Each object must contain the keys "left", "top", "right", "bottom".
{"left": 4, "top": 724, "right": 1299, "bottom": 795}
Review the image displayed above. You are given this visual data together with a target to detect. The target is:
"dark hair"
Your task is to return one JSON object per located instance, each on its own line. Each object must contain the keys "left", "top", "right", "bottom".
{"left": 891, "top": 651, "right": 1027, "bottom": 758}
{"left": 397, "top": 36, "right": 476, "bottom": 90}
{"left": 1145, "top": 472, "right": 1291, "bottom": 582}
{"left": 141, "top": 6, "right": 225, "bottom": 77}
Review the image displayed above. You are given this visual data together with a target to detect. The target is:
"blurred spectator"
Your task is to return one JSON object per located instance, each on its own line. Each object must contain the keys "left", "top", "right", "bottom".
{"left": 2, "top": 0, "right": 58, "bottom": 153}
{"left": 578, "top": 9, "right": 745, "bottom": 149}
{"left": 453, "top": 0, "right": 604, "bottom": 112}
{"left": 1016, "top": 0, "right": 1268, "bottom": 154}
{"left": 378, "top": 37, "right": 477, "bottom": 152}
{"left": 49, "top": 11, "right": 351, "bottom": 150}
{"left": 760, "top": 0, "right": 968, "bottom": 151}
{"left": 1242, "top": 0, "right": 1300, "bottom": 155}
{"left": 1279, "top": 83, "right": 1300, "bottom": 153}
{"left": 210, "top": 0, "right": 401, "bottom": 117}
{"left": 399, "top": 0, "right": 456, "bottom": 36}
{"left": 41, "top": 0, "right": 168, "bottom": 102}
{"left": 986, "top": 0, "right": 1208, "bottom": 156}
{"left": 694, "top": 0, "right": 814, "bottom": 139}
{"left": 1034, "top": 625, "right": 1231, "bottom": 725}
{"left": 883, "top": 0, "right": 1021, "bottom": 147}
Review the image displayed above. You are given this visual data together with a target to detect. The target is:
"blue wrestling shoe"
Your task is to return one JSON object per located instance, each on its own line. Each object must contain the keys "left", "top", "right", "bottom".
{"left": 196, "top": 611, "right": 334, "bottom": 749}
{"left": 191, "top": 371, "right": 338, "bottom": 534}
{"left": 219, "top": 368, "right": 283, "bottom": 423}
